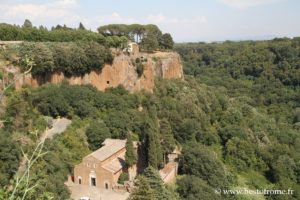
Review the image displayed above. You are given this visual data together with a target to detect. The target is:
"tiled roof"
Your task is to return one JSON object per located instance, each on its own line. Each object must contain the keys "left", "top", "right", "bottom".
{"left": 103, "top": 155, "right": 126, "bottom": 173}
{"left": 86, "top": 139, "right": 126, "bottom": 161}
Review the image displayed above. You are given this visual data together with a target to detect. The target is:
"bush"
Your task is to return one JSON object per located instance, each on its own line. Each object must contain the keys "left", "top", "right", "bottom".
{"left": 118, "top": 172, "right": 129, "bottom": 184}
{"left": 86, "top": 121, "right": 111, "bottom": 151}
{"left": 136, "top": 63, "right": 144, "bottom": 77}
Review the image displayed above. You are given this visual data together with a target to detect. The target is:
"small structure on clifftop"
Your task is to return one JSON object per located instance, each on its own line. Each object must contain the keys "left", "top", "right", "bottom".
{"left": 123, "top": 42, "right": 139, "bottom": 55}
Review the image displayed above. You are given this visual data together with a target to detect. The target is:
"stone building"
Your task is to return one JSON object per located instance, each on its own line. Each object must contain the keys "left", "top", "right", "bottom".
{"left": 73, "top": 139, "right": 137, "bottom": 189}
{"left": 123, "top": 42, "right": 139, "bottom": 55}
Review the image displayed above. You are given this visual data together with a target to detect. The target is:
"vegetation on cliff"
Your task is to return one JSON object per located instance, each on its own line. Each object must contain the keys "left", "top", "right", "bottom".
{"left": 0, "top": 36, "right": 300, "bottom": 199}
{"left": 1, "top": 21, "right": 175, "bottom": 78}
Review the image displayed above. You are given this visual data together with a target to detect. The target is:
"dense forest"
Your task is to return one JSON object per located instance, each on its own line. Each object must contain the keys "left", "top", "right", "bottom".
{"left": 1, "top": 23, "right": 300, "bottom": 200}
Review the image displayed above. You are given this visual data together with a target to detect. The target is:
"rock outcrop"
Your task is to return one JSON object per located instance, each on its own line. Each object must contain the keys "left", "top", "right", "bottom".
{"left": 15, "top": 51, "right": 183, "bottom": 92}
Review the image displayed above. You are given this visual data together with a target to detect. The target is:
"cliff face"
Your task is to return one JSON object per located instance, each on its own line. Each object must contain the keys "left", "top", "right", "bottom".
{"left": 15, "top": 51, "right": 183, "bottom": 92}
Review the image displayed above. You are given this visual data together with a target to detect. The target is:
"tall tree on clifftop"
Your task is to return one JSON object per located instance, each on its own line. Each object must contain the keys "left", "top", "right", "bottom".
{"left": 23, "top": 19, "right": 33, "bottom": 28}
{"left": 78, "top": 22, "right": 86, "bottom": 30}
{"left": 159, "top": 33, "right": 174, "bottom": 49}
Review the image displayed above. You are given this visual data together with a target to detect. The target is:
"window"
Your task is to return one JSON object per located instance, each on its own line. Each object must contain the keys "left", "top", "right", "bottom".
{"left": 105, "top": 183, "right": 109, "bottom": 189}
{"left": 107, "top": 81, "right": 110, "bottom": 84}
{"left": 91, "top": 178, "right": 96, "bottom": 187}
{"left": 78, "top": 177, "right": 82, "bottom": 184}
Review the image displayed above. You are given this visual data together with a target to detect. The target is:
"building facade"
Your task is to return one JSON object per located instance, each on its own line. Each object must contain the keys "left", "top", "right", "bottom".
{"left": 74, "top": 139, "right": 137, "bottom": 189}
{"left": 123, "top": 42, "right": 139, "bottom": 55}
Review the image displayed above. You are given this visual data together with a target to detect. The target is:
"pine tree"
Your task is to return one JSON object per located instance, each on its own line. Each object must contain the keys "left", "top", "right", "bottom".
{"left": 129, "top": 176, "right": 155, "bottom": 200}
{"left": 125, "top": 133, "right": 137, "bottom": 167}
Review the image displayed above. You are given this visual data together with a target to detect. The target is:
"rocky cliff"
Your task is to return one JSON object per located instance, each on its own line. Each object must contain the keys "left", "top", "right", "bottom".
{"left": 14, "top": 51, "right": 183, "bottom": 92}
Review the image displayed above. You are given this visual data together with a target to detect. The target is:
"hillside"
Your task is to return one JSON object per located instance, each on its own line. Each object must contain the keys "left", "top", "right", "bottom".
{"left": 0, "top": 24, "right": 300, "bottom": 200}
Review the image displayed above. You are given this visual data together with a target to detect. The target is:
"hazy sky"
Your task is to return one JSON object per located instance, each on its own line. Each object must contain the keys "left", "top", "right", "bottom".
{"left": 0, "top": 0, "right": 299, "bottom": 42}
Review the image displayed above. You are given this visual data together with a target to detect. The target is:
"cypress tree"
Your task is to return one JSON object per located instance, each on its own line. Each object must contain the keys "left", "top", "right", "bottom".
{"left": 145, "top": 118, "right": 158, "bottom": 168}
{"left": 160, "top": 118, "right": 176, "bottom": 155}
{"left": 147, "top": 130, "right": 158, "bottom": 168}
{"left": 145, "top": 117, "right": 164, "bottom": 169}
{"left": 125, "top": 133, "right": 137, "bottom": 167}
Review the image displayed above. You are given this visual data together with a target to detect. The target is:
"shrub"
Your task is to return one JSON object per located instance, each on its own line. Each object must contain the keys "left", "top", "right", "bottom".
{"left": 118, "top": 172, "right": 129, "bottom": 184}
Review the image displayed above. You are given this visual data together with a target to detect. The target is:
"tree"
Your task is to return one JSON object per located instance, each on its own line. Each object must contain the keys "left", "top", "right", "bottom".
{"left": 177, "top": 175, "right": 221, "bottom": 200}
{"left": 269, "top": 155, "right": 296, "bottom": 183}
{"left": 83, "top": 42, "right": 112, "bottom": 70}
{"left": 140, "top": 34, "right": 159, "bottom": 52}
{"left": 0, "top": 131, "right": 21, "bottom": 187}
{"left": 19, "top": 43, "right": 55, "bottom": 76}
{"left": 78, "top": 22, "right": 86, "bottom": 30}
{"left": 23, "top": 19, "right": 33, "bottom": 28}
{"left": 125, "top": 133, "right": 137, "bottom": 167}
{"left": 144, "top": 118, "right": 163, "bottom": 168}
{"left": 159, "top": 118, "right": 176, "bottom": 155}
{"left": 118, "top": 172, "right": 129, "bottom": 184}
{"left": 86, "top": 121, "right": 111, "bottom": 151}
{"left": 179, "top": 144, "right": 229, "bottom": 188}
{"left": 159, "top": 33, "right": 174, "bottom": 49}
{"left": 143, "top": 167, "right": 177, "bottom": 200}
{"left": 136, "top": 63, "right": 144, "bottom": 77}
{"left": 129, "top": 176, "right": 155, "bottom": 200}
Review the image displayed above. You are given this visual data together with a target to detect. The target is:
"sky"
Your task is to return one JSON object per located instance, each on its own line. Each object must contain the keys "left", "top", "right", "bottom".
{"left": 0, "top": 0, "right": 300, "bottom": 42}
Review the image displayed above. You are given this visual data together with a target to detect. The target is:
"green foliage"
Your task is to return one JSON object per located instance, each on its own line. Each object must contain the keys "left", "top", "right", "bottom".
{"left": 86, "top": 121, "right": 111, "bottom": 151}
{"left": 142, "top": 167, "right": 178, "bottom": 200}
{"left": 0, "top": 130, "right": 21, "bottom": 187}
{"left": 129, "top": 176, "right": 155, "bottom": 200}
{"left": 140, "top": 34, "right": 159, "bottom": 51}
{"left": 0, "top": 22, "right": 106, "bottom": 44}
{"left": 159, "top": 33, "right": 174, "bottom": 49}
{"left": 144, "top": 118, "right": 164, "bottom": 169}
{"left": 27, "top": 119, "right": 90, "bottom": 199}
{"left": 3, "top": 89, "right": 47, "bottom": 133}
{"left": 118, "top": 172, "right": 129, "bottom": 184}
{"left": 2, "top": 36, "right": 300, "bottom": 199}
{"left": 174, "top": 39, "right": 300, "bottom": 199}
{"left": 98, "top": 23, "right": 173, "bottom": 51}
{"left": 18, "top": 42, "right": 112, "bottom": 77}
{"left": 159, "top": 118, "right": 176, "bottom": 155}
{"left": 179, "top": 144, "right": 229, "bottom": 188}
{"left": 23, "top": 19, "right": 33, "bottom": 28}
{"left": 177, "top": 175, "right": 222, "bottom": 200}
{"left": 125, "top": 133, "right": 137, "bottom": 166}
{"left": 136, "top": 62, "right": 144, "bottom": 77}
{"left": 19, "top": 42, "right": 54, "bottom": 76}
{"left": 32, "top": 84, "right": 97, "bottom": 118}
